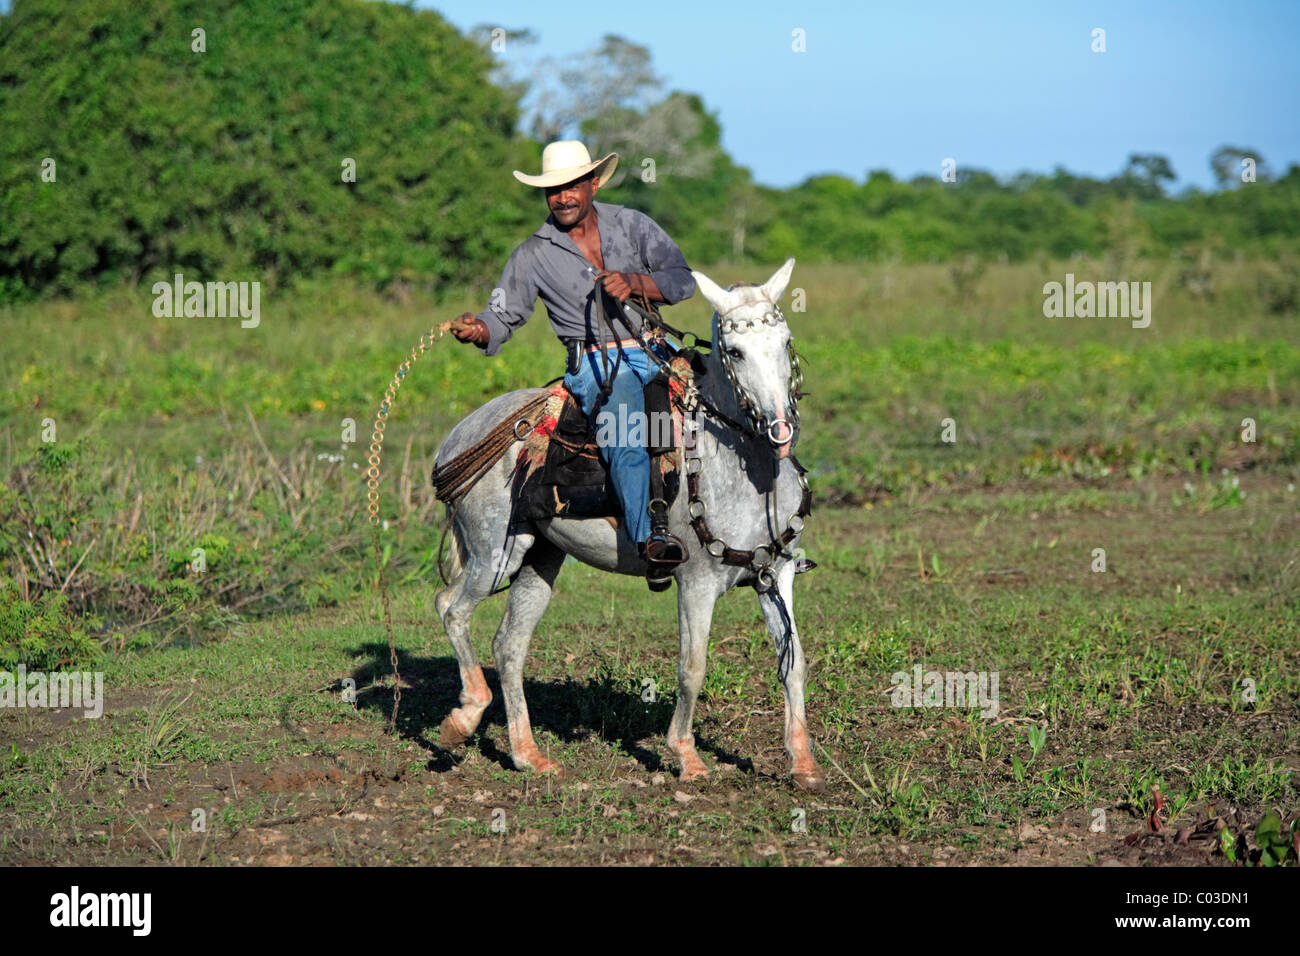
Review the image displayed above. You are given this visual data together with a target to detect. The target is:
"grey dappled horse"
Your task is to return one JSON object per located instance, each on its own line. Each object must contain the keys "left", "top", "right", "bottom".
{"left": 432, "top": 259, "right": 825, "bottom": 792}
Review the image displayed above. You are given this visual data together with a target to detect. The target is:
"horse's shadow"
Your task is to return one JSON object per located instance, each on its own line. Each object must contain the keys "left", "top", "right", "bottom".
{"left": 344, "top": 642, "right": 754, "bottom": 777}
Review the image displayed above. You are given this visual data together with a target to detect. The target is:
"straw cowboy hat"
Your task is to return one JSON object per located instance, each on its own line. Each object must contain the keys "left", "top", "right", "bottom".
{"left": 513, "top": 140, "right": 619, "bottom": 189}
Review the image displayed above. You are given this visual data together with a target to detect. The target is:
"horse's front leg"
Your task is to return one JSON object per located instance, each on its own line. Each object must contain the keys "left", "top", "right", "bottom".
{"left": 668, "top": 578, "right": 718, "bottom": 782}
{"left": 758, "top": 561, "right": 825, "bottom": 793}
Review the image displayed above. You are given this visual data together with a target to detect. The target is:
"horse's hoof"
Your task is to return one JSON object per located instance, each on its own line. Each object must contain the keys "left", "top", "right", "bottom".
{"left": 438, "top": 715, "right": 473, "bottom": 749}
{"left": 793, "top": 770, "right": 826, "bottom": 793}
{"left": 678, "top": 756, "right": 711, "bottom": 783}
{"left": 514, "top": 752, "right": 563, "bottom": 775}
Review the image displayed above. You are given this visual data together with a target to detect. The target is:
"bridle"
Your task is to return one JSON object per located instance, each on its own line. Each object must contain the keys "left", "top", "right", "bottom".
{"left": 714, "top": 297, "right": 806, "bottom": 446}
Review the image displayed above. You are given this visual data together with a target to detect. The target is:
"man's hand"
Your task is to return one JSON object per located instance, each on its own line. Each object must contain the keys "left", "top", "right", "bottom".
{"left": 596, "top": 270, "right": 664, "bottom": 303}
{"left": 595, "top": 270, "right": 637, "bottom": 300}
{"left": 597, "top": 270, "right": 634, "bottom": 302}
{"left": 442, "top": 313, "right": 490, "bottom": 347}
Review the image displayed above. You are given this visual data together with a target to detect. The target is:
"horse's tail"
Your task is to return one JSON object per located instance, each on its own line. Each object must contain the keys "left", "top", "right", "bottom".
{"left": 437, "top": 504, "right": 466, "bottom": 586}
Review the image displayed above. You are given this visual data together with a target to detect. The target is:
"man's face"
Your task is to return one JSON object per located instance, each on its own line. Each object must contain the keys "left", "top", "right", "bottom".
{"left": 545, "top": 172, "right": 598, "bottom": 229}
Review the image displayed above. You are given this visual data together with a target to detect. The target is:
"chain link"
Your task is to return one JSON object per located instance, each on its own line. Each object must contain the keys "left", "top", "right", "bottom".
{"left": 369, "top": 322, "right": 447, "bottom": 734}
{"left": 368, "top": 325, "right": 446, "bottom": 527}
{"left": 779, "top": 316, "right": 800, "bottom": 415}
{"left": 681, "top": 447, "right": 811, "bottom": 589}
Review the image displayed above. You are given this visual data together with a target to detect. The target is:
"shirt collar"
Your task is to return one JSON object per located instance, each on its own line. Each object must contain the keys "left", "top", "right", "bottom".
{"left": 533, "top": 200, "right": 624, "bottom": 247}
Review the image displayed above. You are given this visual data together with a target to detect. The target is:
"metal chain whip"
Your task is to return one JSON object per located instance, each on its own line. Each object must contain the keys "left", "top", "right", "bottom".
{"left": 367, "top": 321, "right": 452, "bottom": 734}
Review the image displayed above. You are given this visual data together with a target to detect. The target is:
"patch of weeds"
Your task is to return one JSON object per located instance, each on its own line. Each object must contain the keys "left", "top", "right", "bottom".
{"left": 129, "top": 689, "right": 194, "bottom": 790}
{"left": 1190, "top": 756, "right": 1293, "bottom": 804}
{"left": 862, "top": 759, "right": 940, "bottom": 838}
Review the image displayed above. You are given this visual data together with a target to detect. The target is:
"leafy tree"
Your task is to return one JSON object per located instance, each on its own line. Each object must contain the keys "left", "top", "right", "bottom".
{"left": 3, "top": 9, "right": 1299, "bottom": 297}
{"left": 1210, "top": 145, "right": 1270, "bottom": 188}
{"left": 467, "top": 24, "right": 537, "bottom": 116}
{"left": 508, "top": 33, "right": 662, "bottom": 144}
{"left": 0, "top": 0, "right": 537, "bottom": 300}
{"left": 1114, "top": 153, "right": 1177, "bottom": 200}
{"left": 605, "top": 93, "right": 757, "bottom": 263}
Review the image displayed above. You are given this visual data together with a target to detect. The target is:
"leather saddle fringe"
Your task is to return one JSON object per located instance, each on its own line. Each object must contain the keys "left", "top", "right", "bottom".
{"left": 435, "top": 350, "right": 697, "bottom": 519}
{"left": 432, "top": 391, "right": 554, "bottom": 503}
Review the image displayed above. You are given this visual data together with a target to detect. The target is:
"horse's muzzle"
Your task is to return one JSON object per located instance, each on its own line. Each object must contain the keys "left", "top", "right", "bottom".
{"left": 768, "top": 418, "right": 793, "bottom": 457}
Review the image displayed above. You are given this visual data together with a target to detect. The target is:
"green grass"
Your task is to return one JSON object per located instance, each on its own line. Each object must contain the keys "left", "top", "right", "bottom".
{"left": 0, "top": 257, "right": 1296, "bottom": 864}
{"left": 3, "top": 258, "right": 1297, "bottom": 652}
{"left": 4, "top": 256, "right": 1297, "bottom": 488}
{"left": 0, "top": 475, "right": 1295, "bottom": 864}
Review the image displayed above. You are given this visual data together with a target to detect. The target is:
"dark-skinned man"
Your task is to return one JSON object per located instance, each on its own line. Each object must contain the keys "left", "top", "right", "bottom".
{"left": 446, "top": 140, "right": 695, "bottom": 586}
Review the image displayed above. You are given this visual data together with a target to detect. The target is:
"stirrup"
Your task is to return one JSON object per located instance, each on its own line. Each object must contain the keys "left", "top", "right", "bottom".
{"left": 643, "top": 531, "right": 688, "bottom": 565}
{"left": 638, "top": 540, "right": 678, "bottom": 592}
{"left": 644, "top": 496, "right": 686, "bottom": 564}
{"left": 645, "top": 568, "right": 673, "bottom": 592}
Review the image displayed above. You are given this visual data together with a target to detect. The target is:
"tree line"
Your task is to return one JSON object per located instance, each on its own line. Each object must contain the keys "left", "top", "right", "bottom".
{"left": 1, "top": 0, "right": 1295, "bottom": 302}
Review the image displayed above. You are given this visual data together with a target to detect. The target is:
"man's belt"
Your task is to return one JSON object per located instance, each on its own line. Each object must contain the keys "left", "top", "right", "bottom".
{"left": 579, "top": 337, "right": 643, "bottom": 353}
{"left": 564, "top": 337, "right": 644, "bottom": 373}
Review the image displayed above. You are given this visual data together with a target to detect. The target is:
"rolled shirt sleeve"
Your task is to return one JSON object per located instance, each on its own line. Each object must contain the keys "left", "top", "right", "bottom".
{"left": 474, "top": 244, "right": 539, "bottom": 357}
{"left": 631, "top": 210, "right": 695, "bottom": 304}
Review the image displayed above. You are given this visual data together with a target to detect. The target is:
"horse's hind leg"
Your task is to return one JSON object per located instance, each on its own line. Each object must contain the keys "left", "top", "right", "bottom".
{"left": 436, "top": 529, "right": 536, "bottom": 749}
{"left": 491, "top": 537, "right": 565, "bottom": 774}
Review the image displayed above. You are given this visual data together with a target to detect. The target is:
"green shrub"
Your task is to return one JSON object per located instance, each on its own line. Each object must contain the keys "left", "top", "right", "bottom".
{"left": 0, "top": 577, "right": 102, "bottom": 670}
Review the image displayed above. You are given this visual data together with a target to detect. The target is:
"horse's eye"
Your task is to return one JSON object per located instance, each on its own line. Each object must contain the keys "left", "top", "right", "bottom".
{"left": 726, "top": 348, "right": 743, "bottom": 360}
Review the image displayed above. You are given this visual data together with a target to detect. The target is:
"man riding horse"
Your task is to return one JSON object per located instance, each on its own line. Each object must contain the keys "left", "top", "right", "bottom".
{"left": 448, "top": 139, "right": 694, "bottom": 586}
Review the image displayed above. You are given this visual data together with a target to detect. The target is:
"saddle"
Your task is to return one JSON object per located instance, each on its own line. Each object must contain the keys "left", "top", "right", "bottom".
{"left": 508, "top": 353, "right": 697, "bottom": 526}
{"left": 509, "top": 384, "right": 619, "bottom": 522}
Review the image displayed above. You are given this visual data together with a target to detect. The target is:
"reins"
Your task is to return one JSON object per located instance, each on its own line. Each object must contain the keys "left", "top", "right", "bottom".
{"left": 614, "top": 289, "right": 806, "bottom": 443}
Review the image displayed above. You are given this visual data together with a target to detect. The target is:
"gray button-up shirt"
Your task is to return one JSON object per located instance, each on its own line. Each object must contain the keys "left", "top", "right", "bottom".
{"left": 472, "top": 201, "right": 695, "bottom": 356}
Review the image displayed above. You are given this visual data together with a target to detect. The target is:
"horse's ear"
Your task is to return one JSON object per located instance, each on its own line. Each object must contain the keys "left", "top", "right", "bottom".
{"left": 762, "top": 257, "right": 796, "bottom": 305}
{"left": 691, "top": 270, "right": 731, "bottom": 314}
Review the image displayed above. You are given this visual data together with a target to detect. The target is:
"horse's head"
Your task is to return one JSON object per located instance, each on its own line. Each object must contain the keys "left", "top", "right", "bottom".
{"left": 690, "top": 258, "right": 803, "bottom": 458}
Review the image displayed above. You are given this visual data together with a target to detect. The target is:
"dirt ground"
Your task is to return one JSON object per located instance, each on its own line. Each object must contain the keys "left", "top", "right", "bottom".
{"left": 3, "top": 476, "right": 1297, "bottom": 866}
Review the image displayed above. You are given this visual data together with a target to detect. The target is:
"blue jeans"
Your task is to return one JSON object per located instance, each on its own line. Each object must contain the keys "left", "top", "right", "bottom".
{"left": 563, "top": 341, "right": 675, "bottom": 545}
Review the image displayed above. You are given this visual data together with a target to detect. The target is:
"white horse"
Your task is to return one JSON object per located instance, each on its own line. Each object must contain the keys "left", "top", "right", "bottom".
{"left": 432, "top": 259, "right": 825, "bottom": 791}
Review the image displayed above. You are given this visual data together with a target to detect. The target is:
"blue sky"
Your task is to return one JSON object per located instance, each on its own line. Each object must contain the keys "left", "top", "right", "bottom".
{"left": 426, "top": 0, "right": 1300, "bottom": 192}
